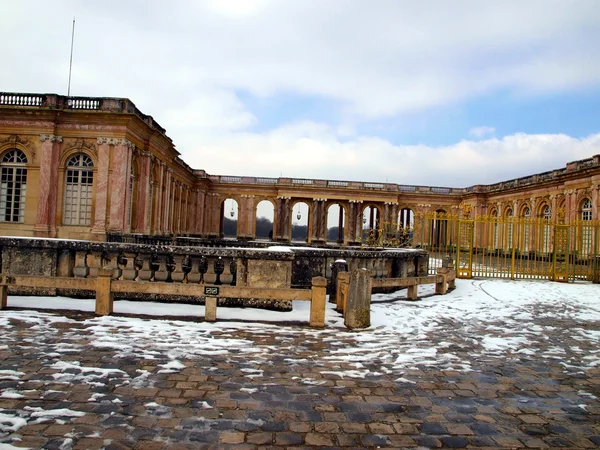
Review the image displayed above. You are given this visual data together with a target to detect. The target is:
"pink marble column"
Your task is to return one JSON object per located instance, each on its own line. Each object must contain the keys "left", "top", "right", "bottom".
{"left": 162, "top": 169, "right": 172, "bottom": 232}
{"left": 108, "top": 139, "right": 134, "bottom": 231}
{"left": 155, "top": 163, "right": 164, "bottom": 234}
{"left": 246, "top": 195, "right": 255, "bottom": 238}
{"left": 135, "top": 151, "right": 152, "bottom": 233}
{"left": 34, "top": 134, "right": 62, "bottom": 237}
{"left": 194, "top": 190, "right": 205, "bottom": 235}
{"left": 592, "top": 185, "right": 599, "bottom": 220}
{"left": 92, "top": 139, "right": 112, "bottom": 235}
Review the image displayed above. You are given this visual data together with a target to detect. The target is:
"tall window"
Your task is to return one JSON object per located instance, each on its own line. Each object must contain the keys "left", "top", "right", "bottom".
{"left": 505, "top": 208, "right": 513, "bottom": 250}
{"left": 542, "top": 205, "right": 552, "bottom": 253}
{"left": 64, "top": 154, "right": 93, "bottom": 226}
{"left": 522, "top": 207, "right": 531, "bottom": 252}
{"left": 0, "top": 149, "right": 27, "bottom": 222}
{"left": 581, "top": 199, "right": 593, "bottom": 256}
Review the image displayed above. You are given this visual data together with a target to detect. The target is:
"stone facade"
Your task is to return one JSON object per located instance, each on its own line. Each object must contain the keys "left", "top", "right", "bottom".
{"left": 0, "top": 92, "right": 598, "bottom": 244}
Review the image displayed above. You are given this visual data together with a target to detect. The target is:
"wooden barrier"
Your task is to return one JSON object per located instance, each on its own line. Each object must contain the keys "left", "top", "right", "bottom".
{"left": 0, "top": 271, "right": 327, "bottom": 328}
{"left": 336, "top": 268, "right": 457, "bottom": 316}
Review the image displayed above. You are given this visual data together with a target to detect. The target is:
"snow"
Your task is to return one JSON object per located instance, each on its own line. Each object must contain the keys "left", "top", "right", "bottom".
{"left": 0, "top": 278, "right": 599, "bottom": 434}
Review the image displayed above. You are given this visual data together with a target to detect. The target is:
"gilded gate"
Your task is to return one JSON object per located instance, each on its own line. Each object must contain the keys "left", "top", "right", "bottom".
{"left": 415, "top": 212, "right": 600, "bottom": 283}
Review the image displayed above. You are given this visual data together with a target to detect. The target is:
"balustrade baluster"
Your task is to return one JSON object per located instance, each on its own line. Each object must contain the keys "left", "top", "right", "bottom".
{"left": 122, "top": 253, "right": 139, "bottom": 281}
{"left": 153, "top": 256, "right": 170, "bottom": 282}
{"left": 73, "top": 251, "right": 89, "bottom": 278}
{"left": 171, "top": 255, "right": 187, "bottom": 282}
{"left": 137, "top": 254, "right": 154, "bottom": 281}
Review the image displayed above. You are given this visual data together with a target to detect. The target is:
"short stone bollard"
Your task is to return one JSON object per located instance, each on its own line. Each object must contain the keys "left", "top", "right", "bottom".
{"left": 336, "top": 271, "right": 350, "bottom": 314}
{"left": 329, "top": 259, "right": 348, "bottom": 304}
{"left": 95, "top": 267, "right": 114, "bottom": 316}
{"left": 310, "top": 277, "right": 327, "bottom": 328}
{"left": 345, "top": 269, "right": 372, "bottom": 329}
{"left": 205, "top": 297, "right": 217, "bottom": 322}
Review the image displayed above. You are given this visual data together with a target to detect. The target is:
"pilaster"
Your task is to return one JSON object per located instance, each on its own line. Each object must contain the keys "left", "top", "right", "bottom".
{"left": 34, "top": 134, "right": 62, "bottom": 237}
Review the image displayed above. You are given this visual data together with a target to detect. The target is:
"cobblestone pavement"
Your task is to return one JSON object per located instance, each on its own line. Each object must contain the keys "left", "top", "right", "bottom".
{"left": 0, "top": 304, "right": 599, "bottom": 450}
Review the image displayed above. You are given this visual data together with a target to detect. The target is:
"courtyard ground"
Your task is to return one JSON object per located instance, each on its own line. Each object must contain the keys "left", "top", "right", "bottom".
{"left": 0, "top": 279, "right": 599, "bottom": 449}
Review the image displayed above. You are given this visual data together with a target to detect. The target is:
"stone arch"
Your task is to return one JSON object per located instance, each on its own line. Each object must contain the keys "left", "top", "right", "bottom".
{"left": 220, "top": 197, "right": 239, "bottom": 238}
{"left": 255, "top": 198, "right": 275, "bottom": 239}
{"left": 326, "top": 201, "right": 347, "bottom": 243}
{"left": 290, "top": 200, "right": 310, "bottom": 242}
{"left": 0, "top": 135, "right": 36, "bottom": 163}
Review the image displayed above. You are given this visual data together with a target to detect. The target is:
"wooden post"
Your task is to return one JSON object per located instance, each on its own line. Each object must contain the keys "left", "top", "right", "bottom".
{"left": 95, "top": 267, "right": 114, "bottom": 315}
{"left": 336, "top": 272, "right": 349, "bottom": 314}
{"left": 205, "top": 297, "right": 217, "bottom": 322}
{"left": 310, "top": 277, "right": 327, "bottom": 328}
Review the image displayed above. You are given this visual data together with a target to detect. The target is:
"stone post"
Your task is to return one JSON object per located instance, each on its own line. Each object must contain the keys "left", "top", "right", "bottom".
{"left": 0, "top": 276, "right": 7, "bottom": 310}
{"left": 336, "top": 271, "right": 350, "bottom": 314}
{"left": 345, "top": 268, "right": 372, "bottom": 329}
{"left": 95, "top": 267, "right": 114, "bottom": 315}
{"left": 407, "top": 283, "right": 418, "bottom": 300}
{"left": 205, "top": 297, "right": 217, "bottom": 322}
{"left": 310, "top": 277, "right": 327, "bottom": 328}
{"left": 329, "top": 259, "right": 348, "bottom": 303}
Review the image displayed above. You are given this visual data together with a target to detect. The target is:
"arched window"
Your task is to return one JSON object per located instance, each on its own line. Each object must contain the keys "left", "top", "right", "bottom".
{"left": 64, "top": 154, "right": 94, "bottom": 226}
{"left": 581, "top": 199, "right": 592, "bottom": 221}
{"left": 0, "top": 149, "right": 27, "bottom": 222}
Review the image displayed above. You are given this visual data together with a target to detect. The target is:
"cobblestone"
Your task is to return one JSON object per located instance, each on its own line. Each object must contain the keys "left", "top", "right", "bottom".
{"left": 0, "top": 306, "right": 599, "bottom": 449}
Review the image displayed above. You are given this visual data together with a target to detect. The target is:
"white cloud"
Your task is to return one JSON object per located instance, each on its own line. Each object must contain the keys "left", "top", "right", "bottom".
{"left": 0, "top": 1, "right": 599, "bottom": 188}
{"left": 180, "top": 124, "right": 600, "bottom": 187}
{"left": 469, "top": 126, "right": 496, "bottom": 138}
{"left": 1, "top": 1, "right": 599, "bottom": 119}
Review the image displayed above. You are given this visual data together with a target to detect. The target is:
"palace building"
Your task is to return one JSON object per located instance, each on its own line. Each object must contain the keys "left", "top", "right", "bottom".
{"left": 0, "top": 92, "right": 599, "bottom": 246}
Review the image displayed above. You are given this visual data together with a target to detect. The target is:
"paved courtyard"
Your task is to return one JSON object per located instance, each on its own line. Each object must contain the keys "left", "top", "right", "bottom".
{"left": 1, "top": 279, "right": 599, "bottom": 449}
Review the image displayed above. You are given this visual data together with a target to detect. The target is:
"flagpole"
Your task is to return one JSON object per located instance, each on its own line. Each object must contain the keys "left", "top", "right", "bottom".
{"left": 67, "top": 17, "right": 75, "bottom": 97}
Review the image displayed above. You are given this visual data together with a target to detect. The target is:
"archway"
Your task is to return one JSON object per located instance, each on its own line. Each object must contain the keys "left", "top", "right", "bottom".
{"left": 327, "top": 203, "right": 346, "bottom": 243}
{"left": 398, "top": 207, "right": 414, "bottom": 245}
{"left": 220, "top": 198, "right": 238, "bottom": 238}
{"left": 361, "top": 205, "right": 381, "bottom": 242}
{"left": 255, "top": 199, "right": 275, "bottom": 240}
{"left": 291, "top": 201, "right": 309, "bottom": 242}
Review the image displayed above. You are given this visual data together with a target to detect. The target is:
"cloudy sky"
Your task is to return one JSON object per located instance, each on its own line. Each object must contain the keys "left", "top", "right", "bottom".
{"left": 2, "top": 0, "right": 600, "bottom": 188}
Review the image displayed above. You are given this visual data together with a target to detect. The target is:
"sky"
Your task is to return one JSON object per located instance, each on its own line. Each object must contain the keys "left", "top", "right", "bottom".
{"left": 2, "top": 0, "right": 600, "bottom": 187}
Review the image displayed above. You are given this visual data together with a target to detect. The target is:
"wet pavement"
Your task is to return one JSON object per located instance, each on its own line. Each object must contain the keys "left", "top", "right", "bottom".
{"left": 0, "top": 304, "right": 599, "bottom": 449}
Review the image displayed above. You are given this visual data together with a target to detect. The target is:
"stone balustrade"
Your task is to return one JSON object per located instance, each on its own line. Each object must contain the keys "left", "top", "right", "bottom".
{"left": 0, "top": 237, "right": 429, "bottom": 308}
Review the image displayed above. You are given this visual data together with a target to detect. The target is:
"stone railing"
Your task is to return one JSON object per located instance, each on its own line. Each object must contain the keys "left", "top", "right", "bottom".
{"left": 0, "top": 238, "right": 429, "bottom": 306}
{"left": 0, "top": 92, "right": 168, "bottom": 139}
